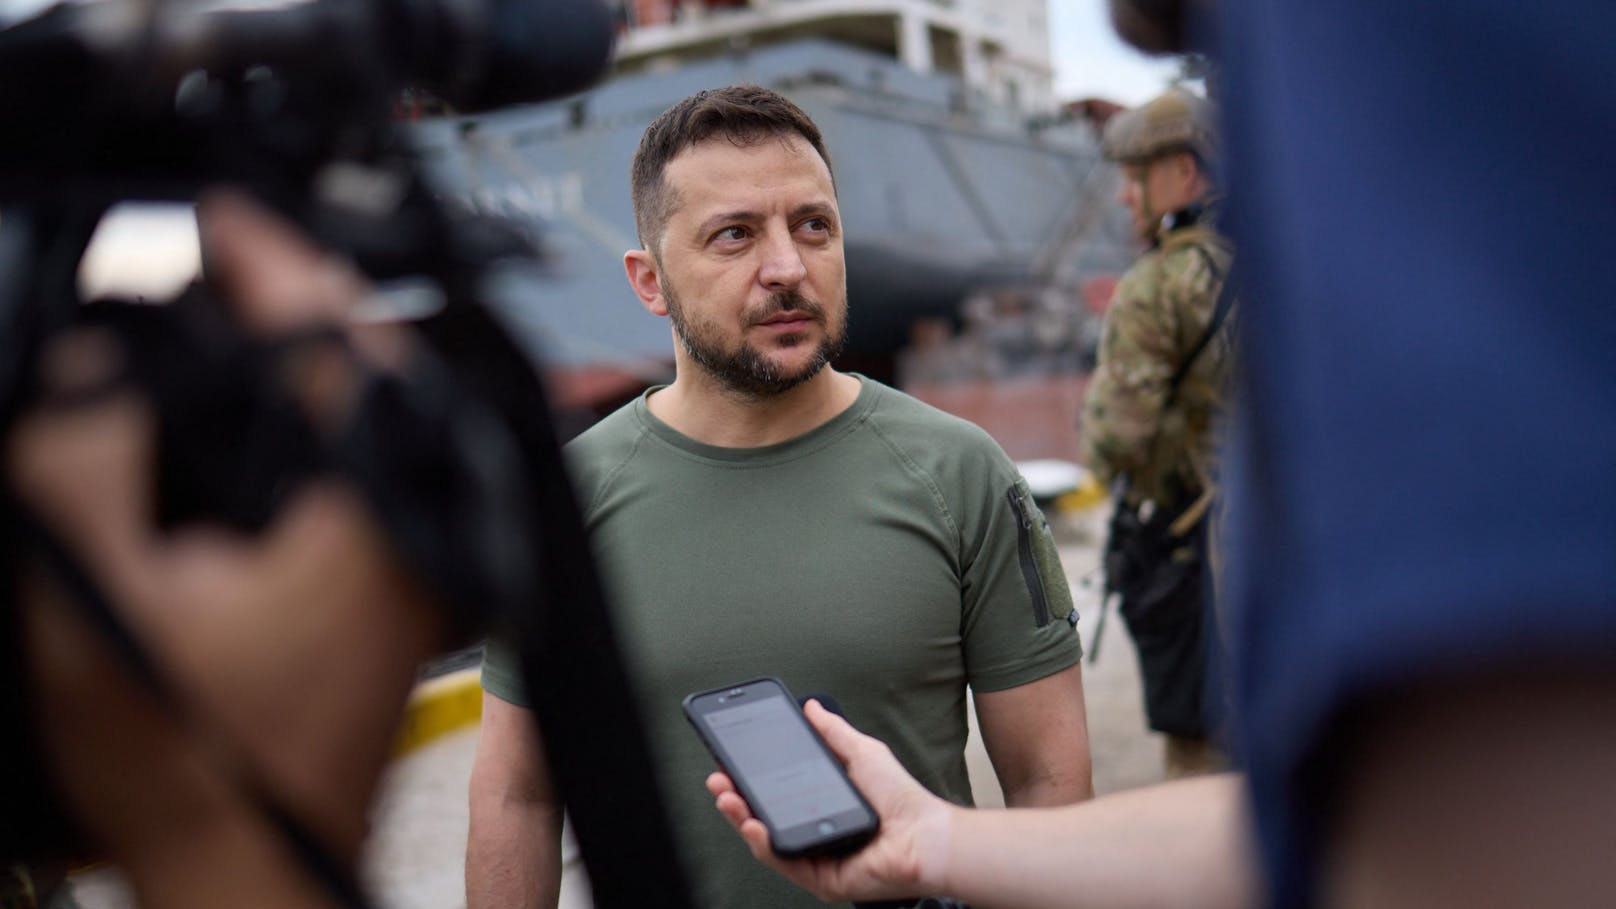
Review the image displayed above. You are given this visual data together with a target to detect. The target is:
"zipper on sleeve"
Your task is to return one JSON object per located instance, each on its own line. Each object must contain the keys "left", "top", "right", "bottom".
{"left": 1007, "top": 486, "right": 1052, "bottom": 627}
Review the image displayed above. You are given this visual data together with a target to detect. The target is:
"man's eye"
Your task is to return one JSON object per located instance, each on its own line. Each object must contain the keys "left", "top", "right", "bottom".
{"left": 800, "top": 218, "right": 830, "bottom": 233}
{"left": 715, "top": 226, "right": 748, "bottom": 242}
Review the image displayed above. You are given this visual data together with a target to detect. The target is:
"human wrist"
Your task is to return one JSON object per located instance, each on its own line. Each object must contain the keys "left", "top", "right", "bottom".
{"left": 916, "top": 798, "right": 963, "bottom": 897}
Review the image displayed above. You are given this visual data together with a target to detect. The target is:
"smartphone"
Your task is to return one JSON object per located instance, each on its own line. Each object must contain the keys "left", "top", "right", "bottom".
{"left": 683, "top": 677, "right": 879, "bottom": 858}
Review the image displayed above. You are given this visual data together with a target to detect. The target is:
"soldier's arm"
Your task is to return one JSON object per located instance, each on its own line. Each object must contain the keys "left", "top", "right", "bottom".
{"left": 1079, "top": 265, "right": 1181, "bottom": 482}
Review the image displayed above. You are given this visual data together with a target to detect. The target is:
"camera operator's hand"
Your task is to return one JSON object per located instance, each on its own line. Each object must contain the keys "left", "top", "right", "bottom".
{"left": 9, "top": 191, "right": 447, "bottom": 909}
{"left": 199, "top": 190, "right": 417, "bottom": 426}
{"left": 706, "top": 699, "right": 957, "bottom": 903}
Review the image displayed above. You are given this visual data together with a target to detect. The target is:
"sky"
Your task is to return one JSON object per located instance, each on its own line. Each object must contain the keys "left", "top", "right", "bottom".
{"left": 1048, "top": 0, "right": 1183, "bottom": 105}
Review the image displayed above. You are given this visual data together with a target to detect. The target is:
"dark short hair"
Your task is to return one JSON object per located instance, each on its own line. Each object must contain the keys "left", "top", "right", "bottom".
{"left": 630, "top": 84, "right": 835, "bottom": 254}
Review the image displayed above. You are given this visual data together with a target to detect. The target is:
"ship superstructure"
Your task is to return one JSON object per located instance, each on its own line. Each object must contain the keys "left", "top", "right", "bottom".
{"left": 612, "top": 0, "right": 1057, "bottom": 113}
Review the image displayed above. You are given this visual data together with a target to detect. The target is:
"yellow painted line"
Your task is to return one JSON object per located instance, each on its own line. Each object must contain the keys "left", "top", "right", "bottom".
{"left": 1053, "top": 475, "right": 1108, "bottom": 514}
{"left": 394, "top": 666, "right": 484, "bottom": 756}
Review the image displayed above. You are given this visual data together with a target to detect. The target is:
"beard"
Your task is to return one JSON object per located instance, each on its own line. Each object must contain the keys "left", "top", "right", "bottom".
{"left": 664, "top": 283, "right": 848, "bottom": 397}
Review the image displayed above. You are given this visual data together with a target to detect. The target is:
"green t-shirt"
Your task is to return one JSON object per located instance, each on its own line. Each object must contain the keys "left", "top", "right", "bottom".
{"left": 483, "top": 376, "right": 1080, "bottom": 909}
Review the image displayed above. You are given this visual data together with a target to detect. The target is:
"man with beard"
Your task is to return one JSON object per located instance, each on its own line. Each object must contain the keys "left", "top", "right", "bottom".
{"left": 467, "top": 85, "right": 1092, "bottom": 909}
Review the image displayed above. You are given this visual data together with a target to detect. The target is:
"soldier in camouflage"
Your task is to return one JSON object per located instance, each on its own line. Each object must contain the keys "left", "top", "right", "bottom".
{"left": 1081, "top": 87, "right": 1234, "bottom": 777}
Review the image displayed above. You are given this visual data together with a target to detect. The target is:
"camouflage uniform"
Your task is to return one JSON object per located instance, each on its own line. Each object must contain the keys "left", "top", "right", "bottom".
{"left": 1083, "top": 89, "right": 1234, "bottom": 778}
{"left": 1081, "top": 207, "right": 1233, "bottom": 507}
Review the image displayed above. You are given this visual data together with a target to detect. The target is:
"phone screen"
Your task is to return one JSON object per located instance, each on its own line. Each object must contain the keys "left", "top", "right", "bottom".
{"left": 686, "top": 678, "right": 877, "bottom": 856}
{"left": 703, "top": 693, "right": 862, "bottom": 828}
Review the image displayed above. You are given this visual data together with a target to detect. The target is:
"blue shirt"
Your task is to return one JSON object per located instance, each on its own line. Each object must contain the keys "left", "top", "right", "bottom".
{"left": 1214, "top": 2, "right": 1616, "bottom": 904}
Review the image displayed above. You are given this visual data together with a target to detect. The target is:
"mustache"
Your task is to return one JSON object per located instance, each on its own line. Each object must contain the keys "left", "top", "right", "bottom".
{"left": 749, "top": 289, "right": 825, "bottom": 323}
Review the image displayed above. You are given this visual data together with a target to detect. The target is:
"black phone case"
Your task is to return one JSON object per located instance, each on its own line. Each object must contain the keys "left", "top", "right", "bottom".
{"left": 682, "top": 676, "right": 879, "bottom": 858}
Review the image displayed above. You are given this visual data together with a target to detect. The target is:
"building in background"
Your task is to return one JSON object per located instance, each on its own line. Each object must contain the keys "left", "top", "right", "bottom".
{"left": 611, "top": 0, "right": 1058, "bottom": 112}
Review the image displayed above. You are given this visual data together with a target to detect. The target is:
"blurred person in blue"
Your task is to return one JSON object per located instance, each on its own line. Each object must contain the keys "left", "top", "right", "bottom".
{"left": 707, "top": 1, "right": 1616, "bottom": 906}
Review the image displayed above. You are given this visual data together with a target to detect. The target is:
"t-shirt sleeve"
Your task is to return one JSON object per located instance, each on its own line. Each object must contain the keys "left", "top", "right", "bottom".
{"left": 958, "top": 462, "right": 1083, "bottom": 693}
{"left": 480, "top": 633, "right": 533, "bottom": 707}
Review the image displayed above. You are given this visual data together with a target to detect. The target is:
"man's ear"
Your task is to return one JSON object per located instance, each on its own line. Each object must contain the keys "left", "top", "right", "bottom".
{"left": 1171, "top": 151, "right": 1205, "bottom": 195}
{"left": 623, "top": 248, "right": 667, "bottom": 317}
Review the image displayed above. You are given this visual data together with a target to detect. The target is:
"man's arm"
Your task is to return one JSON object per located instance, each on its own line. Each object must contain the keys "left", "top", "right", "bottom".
{"left": 466, "top": 692, "right": 564, "bottom": 909}
{"left": 1081, "top": 241, "right": 1229, "bottom": 487}
{"left": 9, "top": 192, "right": 451, "bottom": 909}
{"left": 938, "top": 771, "right": 1253, "bottom": 909}
{"left": 972, "top": 663, "right": 1094, "bottom": 805}
{"left": 709, "top": 700, "right": 1259, "bottom": 909}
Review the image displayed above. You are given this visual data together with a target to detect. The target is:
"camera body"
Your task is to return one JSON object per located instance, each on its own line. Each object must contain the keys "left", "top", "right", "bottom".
{"left": 0, "top": 0, "right": 623, "bottom": 621}
{"left": 0, "top": 3, "right": 697, "bottom": 906}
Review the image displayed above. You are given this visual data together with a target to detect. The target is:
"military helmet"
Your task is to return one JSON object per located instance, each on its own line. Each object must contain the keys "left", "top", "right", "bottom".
{"left": 1102, "top": 87, "right": 1217, "bottom": 165}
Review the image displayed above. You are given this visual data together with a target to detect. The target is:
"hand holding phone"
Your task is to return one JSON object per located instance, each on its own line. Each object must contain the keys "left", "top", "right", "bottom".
{"left": 684, "top": 677, "right": 879, "bottom": 857}
{"left": 706, "top": 697, "right": 961, "bottom": 906}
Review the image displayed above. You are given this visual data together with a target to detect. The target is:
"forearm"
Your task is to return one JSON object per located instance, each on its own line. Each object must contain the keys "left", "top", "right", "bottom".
{"left": 1000, "top": 758, "right": 1094, "bottom": 807}
{"left": 977, "top": 665, "right": 1095, "bottom": 808}
{"left": 936, "top": 773, "right": 1259, "bottom": 909}
{"left": 465, "top": 796, "right": 563, "bottom": 909}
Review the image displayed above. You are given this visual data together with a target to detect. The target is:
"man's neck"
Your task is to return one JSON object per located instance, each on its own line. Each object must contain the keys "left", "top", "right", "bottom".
{"left": 647, "top": 367, "right": 863, "bottom": 448}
